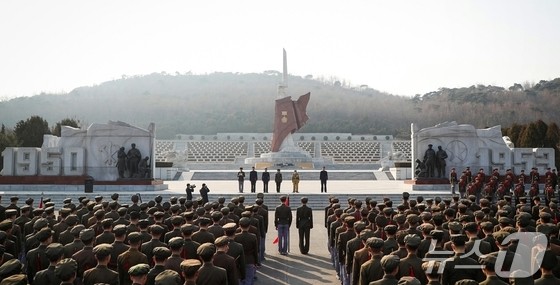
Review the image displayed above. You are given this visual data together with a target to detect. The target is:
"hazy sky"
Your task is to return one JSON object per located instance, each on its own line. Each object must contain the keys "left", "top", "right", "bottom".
{"left": 1, "top": 0, "right": 559, "bottom": 99}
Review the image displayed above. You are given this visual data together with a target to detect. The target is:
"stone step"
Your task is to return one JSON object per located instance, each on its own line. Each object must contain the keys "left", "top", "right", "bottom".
{"left": 1, "top": 191, "right": 454, "bottom": 211}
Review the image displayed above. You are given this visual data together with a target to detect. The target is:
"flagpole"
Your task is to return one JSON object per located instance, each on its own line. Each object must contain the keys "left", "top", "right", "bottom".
{"left": 287, "top": 193, "right": 290, "bottom": 253}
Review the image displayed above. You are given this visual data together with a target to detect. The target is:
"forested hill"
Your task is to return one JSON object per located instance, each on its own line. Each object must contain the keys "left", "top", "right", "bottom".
{"left": 1, "top": 72, "right": 559, "bottom": 139}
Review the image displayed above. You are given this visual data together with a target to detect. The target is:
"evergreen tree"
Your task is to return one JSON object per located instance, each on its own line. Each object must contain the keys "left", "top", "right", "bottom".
{"left": 14, "top": 116, "right": 50, "bottom": 147}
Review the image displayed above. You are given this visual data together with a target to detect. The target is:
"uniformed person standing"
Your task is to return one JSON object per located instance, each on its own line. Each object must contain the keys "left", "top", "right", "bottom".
{"left": 146, "top": 247, "right": 171, "bottom": 285}
{"left": 369, "top": 255, "right": 400, "bottom": 285}
{"left": 180, "top": 259, "right": 202, "bottom": 285}
{"left": 196, "top": 243, "right": 228, "bottom": 285}
{"left": 164, "top": 237, "right": 185, "bottom": 282}
{"left": 296, "top": 197, "right": 313, "bottom": 254}
{"left": 358, "top": 237, "right": 385, "bottom": 285}
{"left": 54, "top": 258, "right": 78, "bottom": 285}
{"left": 441, "top": 234, "right": 484, "bottom": 285}
{"left": 224, "top": 223, "right": 246, "bottom": 282}
{"left": 82, "top": 244, "right": 119, "bottom": 285}
{"left": 274, "top": 196, "right": 292, "bottom": 255}
{"left": 235, "top": 217, "right": 259, "bottom": 284}
{"left": 291, "top": 170, "right": 300, "bottom": 193}
{"left": 72, "top": 228, "right": 97, "bottom": 282}
{"left": 118, "top": 232, "right": 149, "bottom": 285}
{"left": 213, "top": 236, "right": 239, "bottom": 285}
{"left": 128, "top": 263, "right": 150, "bottom": 285}
{"left": 34, "top": 243, "right": 64, "bottom": 285}
{"left": 26, "top": 227, "right": 52, "bottom": 283}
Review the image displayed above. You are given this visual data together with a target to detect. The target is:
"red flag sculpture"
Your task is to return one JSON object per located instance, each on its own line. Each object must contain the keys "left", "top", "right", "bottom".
{"left": 270, "top": 93, "right": 311, "bottom": 152}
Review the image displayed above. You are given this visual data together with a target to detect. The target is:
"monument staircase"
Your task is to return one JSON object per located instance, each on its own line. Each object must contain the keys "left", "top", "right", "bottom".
{"left": 6, "top": 190, "right": 454, "bottom": 213}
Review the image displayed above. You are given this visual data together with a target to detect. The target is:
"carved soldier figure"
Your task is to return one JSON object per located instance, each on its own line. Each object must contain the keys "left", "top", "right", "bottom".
{"left": 126, "top": 143, "right": 142, "bottom": 178}
{"left": 423, "top": 144, "right": 436, "bottom": 178}
{"left": 436, "top": 145, "right": 448, "bottom": 178}
{"left": 116, "top": 147, "right": 127, "bottom": 178}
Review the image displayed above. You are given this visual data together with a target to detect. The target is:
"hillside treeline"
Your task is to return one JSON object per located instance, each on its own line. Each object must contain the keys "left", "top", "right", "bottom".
{"left": 0, "top": 72, "right": 559, "bottom": 139}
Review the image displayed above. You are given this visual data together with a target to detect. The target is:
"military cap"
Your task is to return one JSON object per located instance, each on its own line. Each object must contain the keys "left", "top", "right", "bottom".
{"left": 240, "top": 211, "right": 252, "bottom": 218}
{"left": 393, "top": 214, "right": 406, "bottom": 224}
{"left": 196, "top": 242, "right": 216, "bottom": 257}
{"left": 45, "top": 206, "right": 55, "bottom": 214}
{"left": 0, "top": 220, "right": 12, "bottom": 232}
{"left": 404, "top": 234, "right": 421, "bottom": 247}
{"left": 110, "top": 193, "right": 119, "bottom": 200}
{"left": 215, "top": 236, "right": 230, "bottom": 247}
{"left": 178, "top": 196, "right": 187, "bottom": 204}
{"left": 61, "top": 198, "right": 71, "bottom": 204}
{"left": 0, "top": 274, "right": 27, "bottom": 285}
{"left": 92, "top": 204, "right": 103, "bottom": 212}
{"left": 65, "top": 214, "right": 79, "bottom": 226}
{"left": 183, "top": 211, "right": 195, "bottom": 220}
{"left": 45, "top": 243, "right": 65, "bottom": 260}
{"left": 398, "top": 276, "right": 421, "bottom": 285}
{"left": 36, "top": 228, "right": 53, "bottom": 242}
{"left": 454, "top": 280, "right": 478, "bottom": 285}
{"left": 380, "top": 255, "right": 400, "bottom": 271}
{"left": 154, "top": 269, "right": 181, "bottom": 285}
{"left": 9, "top": 196, "right": 18, "bottom": 202}
{"left": 128, "top": 232, "right": 142, "bottom": 243}
{"left": 55, "top": 258, "right": 77, "bottom": 280}
{"left": 480, "top": 222, "right": 494, "bottom": 231}
{"left": 463, "top": 222, "right": 478, "bottom": 233}
{"left": 418, "top": 223, "right": 435, "bottom": 232}
{"left": 429, "top": 229, "right": 444, "bottom": 240}
{"left": 146, "top": 207, "right": 158, "bottom": 215}
{"left": 128, "top": 263, "right": 150, "bottom": 276}
{"left": 79, "top": 228, "right": 95, "bottom": 241}
{"left": 353, "top": 222, "right": 365, "bottom": 233}
{"left": 382, "top": 207, "right": 393, "bottom": 215}
{"left": 406, "top": 214, "right": 420, "bottom": 224}
{"left": 300, "top": 197, "right": 309, "bottom": 204}
{"left": 181, "top": 224, "right": 196, "bottom": 234}
{"left": 94, "top": 209, "right": 106, "bottom": 217}
{"left": 180, "top": 259, "right": 202, "bottom": 276}
{"left": 4, "top": 209, "right": 17, "bottom": 217}
{"left": 421, "top": 260, "right": 441, "bottom": 275}
{"left": 154, "top": 211, "right": 165, "bottom": 219}
{"left": 32, "top": 217, "right": 48, "bottom": 230}
{"left": 375, "top": 215, "right": 388, "bottom": 227}
{"left": 536, "top": 224, "right": 553, "bottom": 235}
{"left": 139, "top": 203, "right": 149, "bottom": 210}
{"left": 153, "top": 247, "right": 172, "bottom": 259}
{"left": 0, "top": 259, "right": 23, "bottom": 278}
{"left": 223, "top": 222, "right": 237, "bottom": 231}
{"left": 479, "top": 253, "right": 498, "bottom": 266}
{"left": 366, "top": 237, "right": 384, "bottom": 249}
{"left": 138, "top": 219, "right": 150, "bottom": 228}
{"left": 210, "top": 211, "right": 223, "bottom": 220}
{"left": 168, "top": 237, "right": 184, "bottom": 249}
{"left": 539, "top": 212, "right": 552, "bottom": 219}
{"left": 344, "top": 216, "right": 356, "bottom": 224}
{"left": 101, "top": 218, "right": 114, "bottom": 227}
{"left": 450, "top": 234, "right": 468, "bottom": 246}
{"left": 169, "top": 204, "right": 180, "bottom": 212}
{"left": 93, "top": 244, "right": 113, "bottom": 259}
{"left": 70, "top": 225, "right": 85, "bottom": 236}
{"left": 448, "top": 221, "right": 462, "bottom": 233}
{"left": 113, "top": 224, "right": 127, "bottom": 236}
{"left": 149, "top": 224, "right": 165, "bottom": 235}
{"left": 384, "top": 224, "right": 398, "bottom": 235}
{"left": 114, "top": 207, "right": 126, "bottom": 216}
{"left": 199, "top": 217, "right": 212, "bottom": 225}
{"left": 359, "top": 229, "right": 375, "bottom": 241}
{"left": 499, "top": 217, "right": 512, "bottom": 225}
{"left": 128, "top": 211, "right": 139, "bottom": 220}
{"left": 402, "top": 192, "right": 410, "bottom": 199}
{"left": 239, "top": 217, "right": 251, "bottom": 227}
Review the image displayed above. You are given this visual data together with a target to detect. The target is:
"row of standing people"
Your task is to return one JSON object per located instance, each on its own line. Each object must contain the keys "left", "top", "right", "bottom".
{"left": 236, "top": 166, "right": 329, "bottom": 193}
